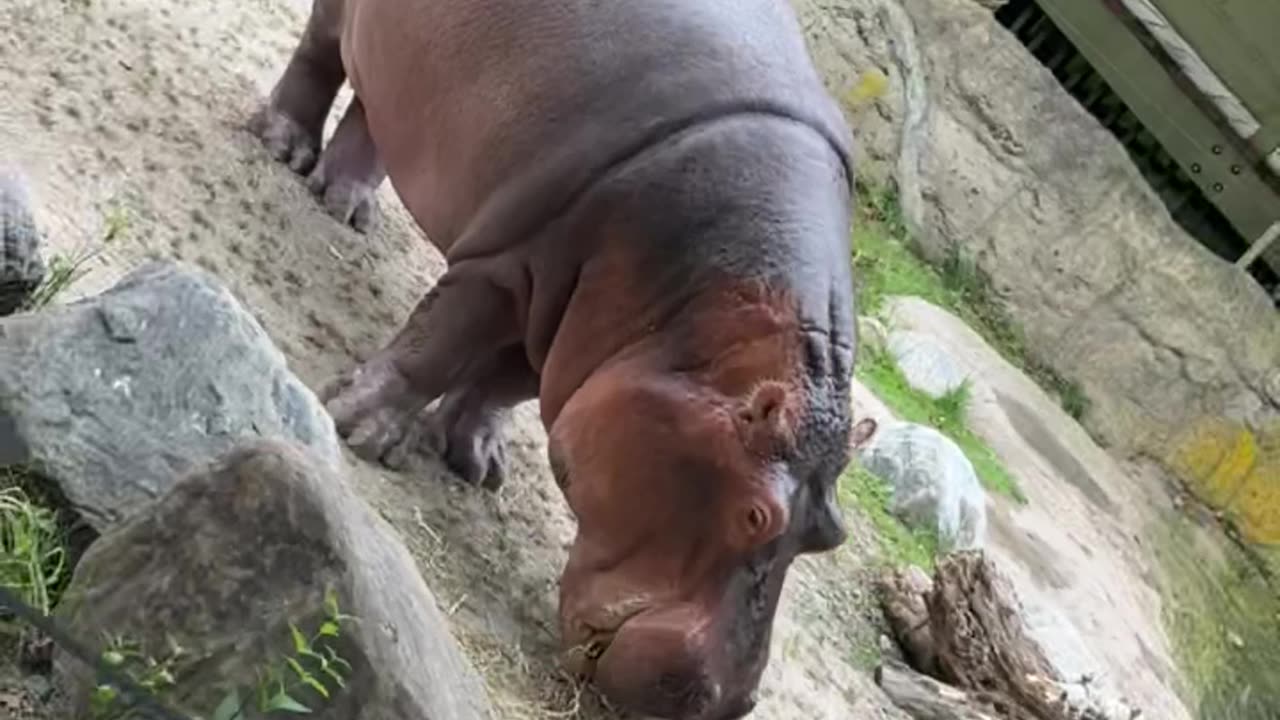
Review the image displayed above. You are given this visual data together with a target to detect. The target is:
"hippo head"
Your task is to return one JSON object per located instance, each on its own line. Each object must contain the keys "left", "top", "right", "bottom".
{"left": 548, "top": 343, "right": 878, "bottom": 719}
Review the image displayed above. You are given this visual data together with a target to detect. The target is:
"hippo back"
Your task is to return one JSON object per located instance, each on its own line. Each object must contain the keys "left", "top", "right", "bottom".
{"left": 341, "top": 0, "right": 851, "bottom": 257}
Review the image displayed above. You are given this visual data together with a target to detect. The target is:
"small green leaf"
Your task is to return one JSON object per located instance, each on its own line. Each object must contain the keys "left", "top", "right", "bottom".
{"left": 288, "top": 623, "right": 310, "bottom": 654}
{"left": 317, "top": 621, "right": 340, "bottom": 638}
{"left": 321, "top": 665, "right": 346, "bottom": 689}
{"left": 298, "top": 648, "right": 329, "bottom": 671}
{"left": 324, "top": 647, "right": 352, "bottom": 672}
{"left": 101, "top": 650, "right": 126, "bottom": 667}
{"left": 211, "top": 690, "right": 243, "bottom": 720}
{"left": 264, "top": 691, "right": 312, "bottom": 714}
{"left": 301, "top": 674, "right": 330, "bottom": 699}
{"left": 323, "top": 588, "right": 340, "bottom": 619}
{"left": 91, "top": 684, "right": 118, "bottom": 704}
{"left": 285, "top": 657, "right": 313, "bottom": 684}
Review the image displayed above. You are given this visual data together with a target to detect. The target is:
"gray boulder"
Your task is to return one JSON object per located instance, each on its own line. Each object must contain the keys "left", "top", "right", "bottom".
{"left": 887, "top": 329, "right": 971, "bottom": 398}
{"left": 53, "top": 439, "right": 494, "bottom": 720}
{"left": 0, "top": 165, "right": 45, "bottom": 316}
{"left": 0, "top": 260, "right": 340, "bottom": 530}
{"left": 861, "top": 421, "right": 987, "bottom": 551}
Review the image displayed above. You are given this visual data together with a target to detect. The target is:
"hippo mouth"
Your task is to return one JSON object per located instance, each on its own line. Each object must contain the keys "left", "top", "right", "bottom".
{"left": 560, "top": 603, "right": 652, "bottom": 679}
{"left": 561, "top": 601, "right": 737, "bottom": 719}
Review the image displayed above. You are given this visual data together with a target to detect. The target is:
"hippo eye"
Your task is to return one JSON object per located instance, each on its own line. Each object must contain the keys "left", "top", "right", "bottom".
{"left": 585, "top": 640, "right": 606, "bottom": 660}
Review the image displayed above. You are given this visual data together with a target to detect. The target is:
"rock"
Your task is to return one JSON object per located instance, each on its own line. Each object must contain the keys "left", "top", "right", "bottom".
{"left": 862, "top": 421, "right": 987, "bottom": 550}
{"left": 864, "top": 0, "right": 1280, "bottom": 460}
{"left": 0, "top": 260, "right": 340, "bottom": 531}
{"left": 888, "top": 329, "right": 972, "bottom": 398}
{"left": 53, "top": 439, "right": 494, "bottom": 720}
{"left": 0, "top": 165, "right": 45, "bottom": 316}
{"left": 788, "top": 0, "right": 906, "bottom": 186}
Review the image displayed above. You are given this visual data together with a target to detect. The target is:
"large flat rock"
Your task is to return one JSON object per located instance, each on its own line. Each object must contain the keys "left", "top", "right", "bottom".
{"left": 0, "top": 260, "right": 341, "bottom": 530}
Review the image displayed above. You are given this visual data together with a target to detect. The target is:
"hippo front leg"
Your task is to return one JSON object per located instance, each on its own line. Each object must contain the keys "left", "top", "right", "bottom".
{"left": 321, "top": 271, "right": 521, "bottom": 463}
{"left": 386, "top": 347, "right": 539, "bottom": 490}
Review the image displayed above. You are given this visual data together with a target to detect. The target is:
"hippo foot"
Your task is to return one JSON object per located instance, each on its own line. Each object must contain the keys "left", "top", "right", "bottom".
{"left": 429, "top": 404, "right": 512, "bottom": 491}
{"left": 306, "top": 160, "right": 379, "bottom": 234}
{"left": 384, "top": 396, "right": 512, "bottom": 491}
{"left": 320, "top": 358, "right": 427, "bottom": 463}
{"left": 248, "top": 104, "right": 320, "bottom": 176}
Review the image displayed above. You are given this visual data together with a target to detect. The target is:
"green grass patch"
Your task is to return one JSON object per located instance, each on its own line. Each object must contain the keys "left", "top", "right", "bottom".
{"left": 0, "top": 470, "right": 70, "bottom": 618}
{"left": 1153, "top": 517, "right": 1280, "bottom": 720}
{"left": 0, "top": 467, "right": 72, "bottom": 661}
{"left": 853, "top": 183, "right": 1090, "bottom": 421}
{"left": 856, "top": 344, "right": 1025, "bottom": 503}
{"left": 839, "top": 464, "right": 938, "bottom": 571}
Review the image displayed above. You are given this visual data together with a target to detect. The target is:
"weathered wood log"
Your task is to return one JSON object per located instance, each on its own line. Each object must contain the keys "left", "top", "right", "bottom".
{"left": 877, "top": 564, "right": 939, "bottom": 676}
{"left": 875, "top": 658, "right": 1000, "bottom": 720}
{"left": 926, "top": 551, "right": 1061, "bottom": 718}
{"left": 877, "top": 551, "right": 1142, "bottom": 720}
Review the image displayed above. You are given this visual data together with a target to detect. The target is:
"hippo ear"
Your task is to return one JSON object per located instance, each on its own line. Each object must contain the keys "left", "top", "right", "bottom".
{"left": 737, "top": 380, "right": 799, "bottom": 456}
{"left": 848, "top": 417, "right": 878, "bottom": 453}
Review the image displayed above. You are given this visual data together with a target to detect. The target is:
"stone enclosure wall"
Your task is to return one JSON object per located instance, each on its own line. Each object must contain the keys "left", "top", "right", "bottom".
{"left": 791, "top": 0, "right": 1280, "bottom": 550}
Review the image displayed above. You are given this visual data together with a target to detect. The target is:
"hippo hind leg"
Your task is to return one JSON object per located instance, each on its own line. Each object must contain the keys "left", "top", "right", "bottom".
{"left": 249, "top": 0, "right": 348, "bottom": 175}
{"left": 305, "top": 98, "right": 387, "bottom": 233}
{"left": 388, "top": 347, "right": 538, "bottom": 490}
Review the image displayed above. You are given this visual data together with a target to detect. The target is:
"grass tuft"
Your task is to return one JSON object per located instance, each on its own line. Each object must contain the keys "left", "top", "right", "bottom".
{"left": 0, "top": 472, "right": 69, "bottom": 618}
{"left": 853, "top": 182, "right": 1090, "bottom": 421}
{"left": 22, "top": 245, "right": 101, "bottom": 311}
{"left": 20, "top": 201, "right": 128, "bottom": 312}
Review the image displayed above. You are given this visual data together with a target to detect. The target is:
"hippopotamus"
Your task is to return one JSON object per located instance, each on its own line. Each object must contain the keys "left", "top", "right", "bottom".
{"left": 249, "top": 0, "right": 864, "bottom": 717}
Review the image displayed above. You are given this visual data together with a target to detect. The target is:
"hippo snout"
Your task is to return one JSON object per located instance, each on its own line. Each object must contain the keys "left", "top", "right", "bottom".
{"left": 588, "top": 603, "right": 757, "bottom": 720}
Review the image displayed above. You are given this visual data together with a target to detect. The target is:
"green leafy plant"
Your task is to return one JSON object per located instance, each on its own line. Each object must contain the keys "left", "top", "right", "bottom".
{"left": 88, "top": 588, "right": 356, "bottom": 720}
{"left": 234, "top": 589, "right": 356, "bottom": 719}
{"left": 89, "top": 634, "right": 183, "bottom": 719}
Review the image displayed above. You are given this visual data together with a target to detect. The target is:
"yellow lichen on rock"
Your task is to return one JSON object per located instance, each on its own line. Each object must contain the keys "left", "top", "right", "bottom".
{"left": 1170, "top": 418, "right": 1280, "bottom": 546}
{"left": 843, "top": 68, "right": 889, "bottom": 109}
{"left": 1170, "top": 418, "right": 1256, "bottom": 508}
{"left": 1230, "top": 460, "right": 1280, "bottom": 545}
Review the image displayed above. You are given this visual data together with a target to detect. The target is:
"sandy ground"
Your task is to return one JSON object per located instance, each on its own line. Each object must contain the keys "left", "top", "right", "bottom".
{"left": 0, "top": 0, "right": 908, "bottom": 717}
